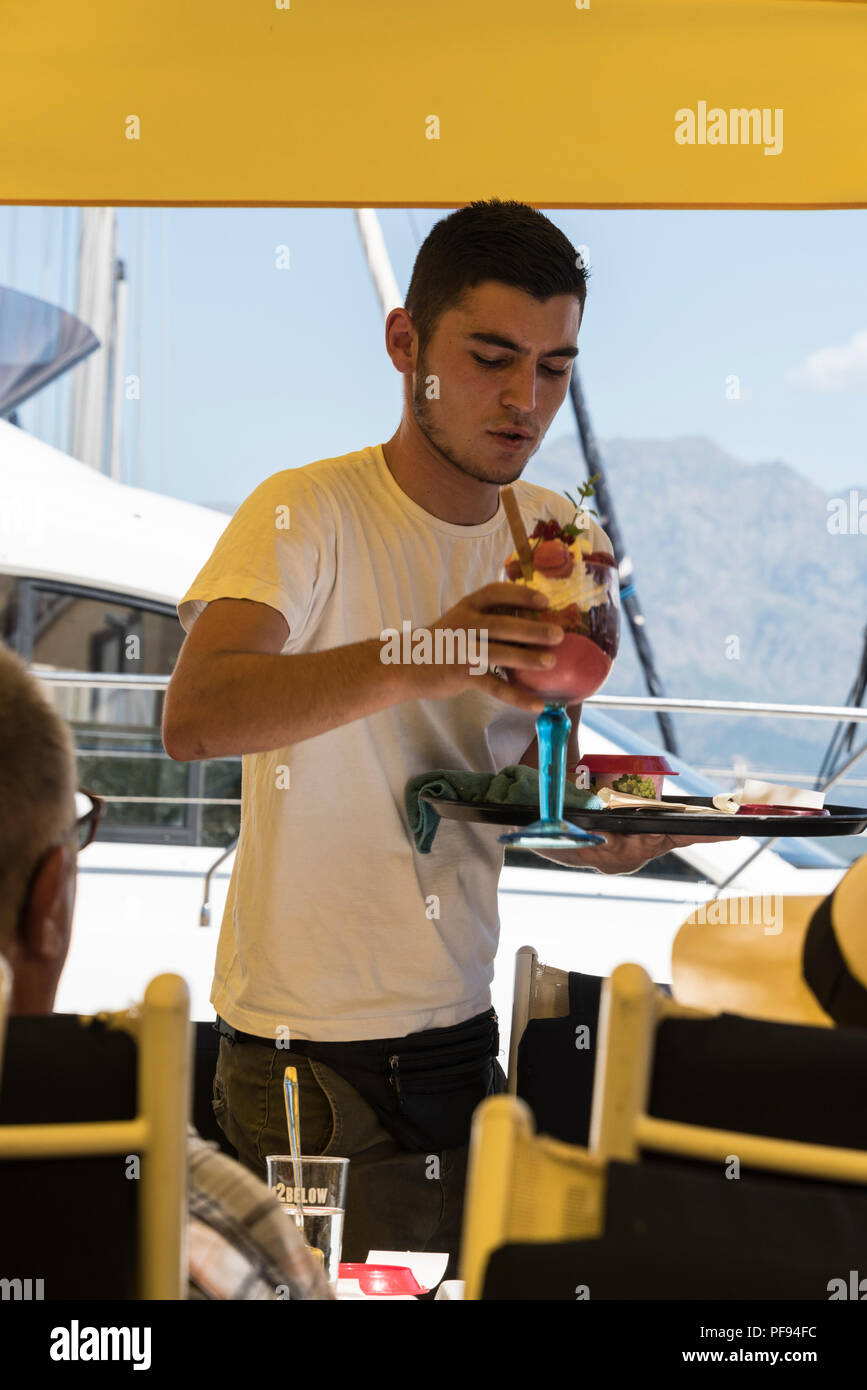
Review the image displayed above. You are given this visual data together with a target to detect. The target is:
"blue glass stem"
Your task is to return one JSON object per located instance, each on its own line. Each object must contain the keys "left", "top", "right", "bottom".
{"left": 537, "top": 701, "right": 570, "bottom": 825}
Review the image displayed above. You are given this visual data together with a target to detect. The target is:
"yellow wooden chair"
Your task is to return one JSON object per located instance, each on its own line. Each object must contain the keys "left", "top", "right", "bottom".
{"left": 589, "top": 961, "right": 867, "bottom": 1184}
{"left": 0, "top": 953, "right": 11, "bottom": 1084}
{"left": 459, "top": 1093, "right": 606, "bottom": 1300}
{"left": 462, "top": 962, "right": 867, "bottom": 1299}
{"left": 0, "top": 972, "right": 191, "bottom": 1300}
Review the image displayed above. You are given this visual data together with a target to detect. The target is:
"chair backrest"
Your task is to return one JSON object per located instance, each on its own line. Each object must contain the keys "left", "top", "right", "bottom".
{"left": 0, "top": 973, "right": 191, "bottom": 1299}
{"left": 0, "top": 953, "right": 10, "bottom": 1082}
{"left": 478, "top": 1153, "right": 867, "bottom": 1299}
{"left": 513, "top": 967, "right": 604, "bottom": 1146}
{"left": 507, "top": 946, "right": 570, "bottom": 1092}
{"left": 651, "top": 1010, "right": 867, "bottom": 1150}
{"left": 457, "top": 1093, "right": 605, "bottom": 1301}
{"left": 590, "top": 963, "right": 867, "bottom": 1186}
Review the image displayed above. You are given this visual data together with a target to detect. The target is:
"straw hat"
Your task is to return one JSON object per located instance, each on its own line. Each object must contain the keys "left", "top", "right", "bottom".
{"left": 671, "top": 853, "right": 867, "bottom": 1028}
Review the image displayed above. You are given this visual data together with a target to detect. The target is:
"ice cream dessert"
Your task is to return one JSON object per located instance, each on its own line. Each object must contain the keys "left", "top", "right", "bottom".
{"left": 502, "top": 512, "right": 619, "bottom": 701}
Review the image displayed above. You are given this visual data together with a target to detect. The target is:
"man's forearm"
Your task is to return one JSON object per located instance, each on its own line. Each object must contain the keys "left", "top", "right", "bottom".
{"left": 164, "top": 639, "right": 421, "bottom": 760}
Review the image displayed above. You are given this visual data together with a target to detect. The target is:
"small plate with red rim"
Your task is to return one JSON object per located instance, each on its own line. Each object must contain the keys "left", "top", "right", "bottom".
{"left": 337, "top": 1263, "right": 428, "bottom": 1296}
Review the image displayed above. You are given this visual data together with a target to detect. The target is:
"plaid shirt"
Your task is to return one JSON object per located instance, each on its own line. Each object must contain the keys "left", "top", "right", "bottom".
{"left": 186, "top": 1126, "right": 335, "bottom": 1300}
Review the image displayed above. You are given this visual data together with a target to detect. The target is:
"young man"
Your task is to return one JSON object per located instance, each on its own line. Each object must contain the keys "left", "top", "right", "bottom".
{"left": 0, "top": 644, "right": 332, "bottom": 1300}
{"left": 163, "top": 199, "right": 730, "bottom": 1271}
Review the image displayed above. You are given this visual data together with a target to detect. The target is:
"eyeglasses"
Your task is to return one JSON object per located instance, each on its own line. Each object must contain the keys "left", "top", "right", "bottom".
{"left": 74, "top": 788, "right": 104, "bottom": 851}
{"left": 12, "top": 789, "right": 105, "bottom": 937}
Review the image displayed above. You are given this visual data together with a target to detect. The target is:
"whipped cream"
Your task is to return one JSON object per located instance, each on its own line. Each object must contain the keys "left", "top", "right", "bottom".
{"left": 506, "top": 525, "right": 613, "bottom": 612}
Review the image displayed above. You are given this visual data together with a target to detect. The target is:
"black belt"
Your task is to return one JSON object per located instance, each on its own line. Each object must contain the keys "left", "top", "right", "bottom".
{"left": 214, "top": 1008, "right": 501, "bottom": 1152}
{"left": 214, "top": 1017, "right": 288, "bottom": 1048}
{"left": 214, "top": 1009, "right": 498, "bottom": 1058}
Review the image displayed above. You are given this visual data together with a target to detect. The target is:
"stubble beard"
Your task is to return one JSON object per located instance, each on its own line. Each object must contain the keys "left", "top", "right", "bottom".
{"left": 411, "top": 350, "right": 538, "bottom": 486}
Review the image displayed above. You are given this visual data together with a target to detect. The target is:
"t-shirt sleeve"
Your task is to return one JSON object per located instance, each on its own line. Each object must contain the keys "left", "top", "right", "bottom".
{"left": 177, "top": 469, "right": 335, "bottom": 647}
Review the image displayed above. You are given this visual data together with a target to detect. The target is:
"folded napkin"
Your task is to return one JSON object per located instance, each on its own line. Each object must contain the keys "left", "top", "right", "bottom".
{"left": 732, "top": 778, "right": 825, "bottom": 810}
{"left": 405, "top": 765, "right": 603, "bottom": 853}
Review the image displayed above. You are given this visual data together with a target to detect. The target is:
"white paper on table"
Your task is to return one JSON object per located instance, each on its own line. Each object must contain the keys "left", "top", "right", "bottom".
{"left": 435, "top": 1279, "right": 466, "bottom": 1300}
{"left": 366, "top": 1250, "right": 449, "bottom": 1290}
{"left": 737, "top": 778, "right": 825, "bottom": 809}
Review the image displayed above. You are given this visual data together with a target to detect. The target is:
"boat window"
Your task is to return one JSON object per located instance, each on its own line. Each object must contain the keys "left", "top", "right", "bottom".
{"left": 15, "top": 581, "right": 240, "bottom": 847}
{"left": 28, "top": 588, "right": 182, "bottom": 675}
{"left": 0, "top": 574, "right": 18, "bottom": 648}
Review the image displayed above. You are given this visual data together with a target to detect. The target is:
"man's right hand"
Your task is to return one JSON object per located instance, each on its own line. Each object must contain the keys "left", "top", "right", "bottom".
{"left": 417, "top": 581, "right": 564, "bottom": 713}
{"left": 163, "top": 586, "right": 564, "bottom": 762}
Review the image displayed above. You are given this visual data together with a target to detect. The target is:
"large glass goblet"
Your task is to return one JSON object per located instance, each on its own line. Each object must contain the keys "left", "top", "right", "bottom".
{"left": 498, "top": 560, "right": 620, "bottom": 850}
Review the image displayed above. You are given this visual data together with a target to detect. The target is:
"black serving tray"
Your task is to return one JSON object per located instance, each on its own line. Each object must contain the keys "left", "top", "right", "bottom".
{"left": 419, "top": 793, "right": 867, "bottom": 838}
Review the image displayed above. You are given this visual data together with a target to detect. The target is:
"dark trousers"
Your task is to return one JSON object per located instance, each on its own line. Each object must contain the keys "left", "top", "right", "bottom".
{"left": 213, "top": 1008, "right": 507, "bottom": 1282}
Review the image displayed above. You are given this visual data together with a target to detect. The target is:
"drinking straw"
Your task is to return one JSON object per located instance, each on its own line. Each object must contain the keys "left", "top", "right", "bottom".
{"left": 500, "top": 486, "right": 535, "bottom": 581}
{"left": 283, "top": 1066, "right": 306, "bottom": 1236}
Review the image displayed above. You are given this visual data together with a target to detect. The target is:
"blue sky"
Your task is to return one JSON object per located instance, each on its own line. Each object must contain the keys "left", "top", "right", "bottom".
{"left": 3, "top": 205, "right": 866, "bottom": 508}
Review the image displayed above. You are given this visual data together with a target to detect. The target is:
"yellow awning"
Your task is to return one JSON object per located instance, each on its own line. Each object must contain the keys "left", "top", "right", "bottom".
{"left": 1, "top": 0, "right": 865, "bottom": 207}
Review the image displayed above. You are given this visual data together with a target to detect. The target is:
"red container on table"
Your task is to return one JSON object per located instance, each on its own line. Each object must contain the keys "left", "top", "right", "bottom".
{"left": 569, "top": 754, "right": 678, "bottom": 800}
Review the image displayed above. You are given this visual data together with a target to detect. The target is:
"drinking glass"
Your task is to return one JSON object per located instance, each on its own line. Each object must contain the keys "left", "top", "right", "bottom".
{"left": 266, "top": 1154, "right": 349, "bottom": 1288}
{"left": 498, "top": 558, "right": 620, "bottom": 849}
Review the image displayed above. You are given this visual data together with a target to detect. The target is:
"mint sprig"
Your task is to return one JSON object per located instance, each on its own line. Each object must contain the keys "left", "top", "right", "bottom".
{"left": 563, "top": 472, "right": 600, "bottom": 530}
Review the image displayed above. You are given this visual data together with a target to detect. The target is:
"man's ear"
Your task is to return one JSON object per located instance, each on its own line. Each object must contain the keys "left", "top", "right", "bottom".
{"left": 19, "top": 842, "right": 76, "bottom": 963}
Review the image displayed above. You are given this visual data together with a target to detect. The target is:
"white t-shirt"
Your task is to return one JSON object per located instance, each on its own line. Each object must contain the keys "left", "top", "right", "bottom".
{"left": 178, "top": 442, "right": 611, "bottom": 1042}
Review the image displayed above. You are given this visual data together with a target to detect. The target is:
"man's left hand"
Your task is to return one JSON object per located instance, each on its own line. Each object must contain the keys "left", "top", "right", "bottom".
{"left": 533, "top": 830, "right": 739, "bottom": 875}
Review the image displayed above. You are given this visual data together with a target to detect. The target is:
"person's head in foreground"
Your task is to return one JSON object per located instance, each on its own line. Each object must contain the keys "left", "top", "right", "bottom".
{"left": 0, "top": 644, "right": 78, "bottom": 1014}
{"left": 671, "top": 854, "right": 867, "bottom": 1028}
{"left": 390, "top": 197, "right": 588, "bottom": 487}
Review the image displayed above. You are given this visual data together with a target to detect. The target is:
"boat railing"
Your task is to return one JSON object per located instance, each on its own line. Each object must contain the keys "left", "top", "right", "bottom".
{"left": 32, "top": 670, "right": 866, "bottom": 895}
{"left": 34, "top": 670, "right": 867, "bottom": 805}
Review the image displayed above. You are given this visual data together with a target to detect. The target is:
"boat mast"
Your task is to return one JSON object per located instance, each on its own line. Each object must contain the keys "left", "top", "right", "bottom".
{"left": 815, "top": 621, "right": 867, "bottom": 789}
{"left": 68, "top": 207, "right": 126, "bottom": 477}
{"left": 567, "top": 367, "right": 680, "bottom": 755}
{"left": 353, "top": 209, "right": 402, "bottom": 316}
{"left": 108, "top": 256, "right": 128, "bottom": 482}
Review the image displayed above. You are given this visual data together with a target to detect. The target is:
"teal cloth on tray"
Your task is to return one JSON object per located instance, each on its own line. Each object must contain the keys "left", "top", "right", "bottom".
{"left": 405, "top": 765, "right": 603, "bottom": 853}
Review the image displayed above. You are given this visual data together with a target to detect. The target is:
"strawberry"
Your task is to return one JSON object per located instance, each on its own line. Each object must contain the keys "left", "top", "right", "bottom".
{"left": 533, "top": 540, "right": 574, "bottom": 578}
{"left": 530, "top": 517, "right": 565, "bottom": 542}
{"left": 584, "top": 550, "right": 616, "bottom": 567}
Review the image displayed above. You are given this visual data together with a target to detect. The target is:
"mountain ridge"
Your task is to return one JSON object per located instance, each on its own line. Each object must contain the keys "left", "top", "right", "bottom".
{"left": 526, "top": 433, "right": 866, "bottom": 779}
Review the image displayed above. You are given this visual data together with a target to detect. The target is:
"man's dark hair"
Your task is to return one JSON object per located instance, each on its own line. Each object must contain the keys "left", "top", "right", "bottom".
{"left": 404, "top": 199, "right": 588, "bottom": 354}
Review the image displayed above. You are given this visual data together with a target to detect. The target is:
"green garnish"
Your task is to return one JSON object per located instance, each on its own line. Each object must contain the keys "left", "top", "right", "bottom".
{"left": 612, "top": 774, "right": 656, "bottom": 799}
{"left": 564, "top": 473, "right": 600, "bottom": 528}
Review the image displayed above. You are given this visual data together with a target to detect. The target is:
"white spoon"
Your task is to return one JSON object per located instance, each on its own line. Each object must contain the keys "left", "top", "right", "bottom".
{"left": 595, "top": 786, "right": 739, "bottom": 815}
